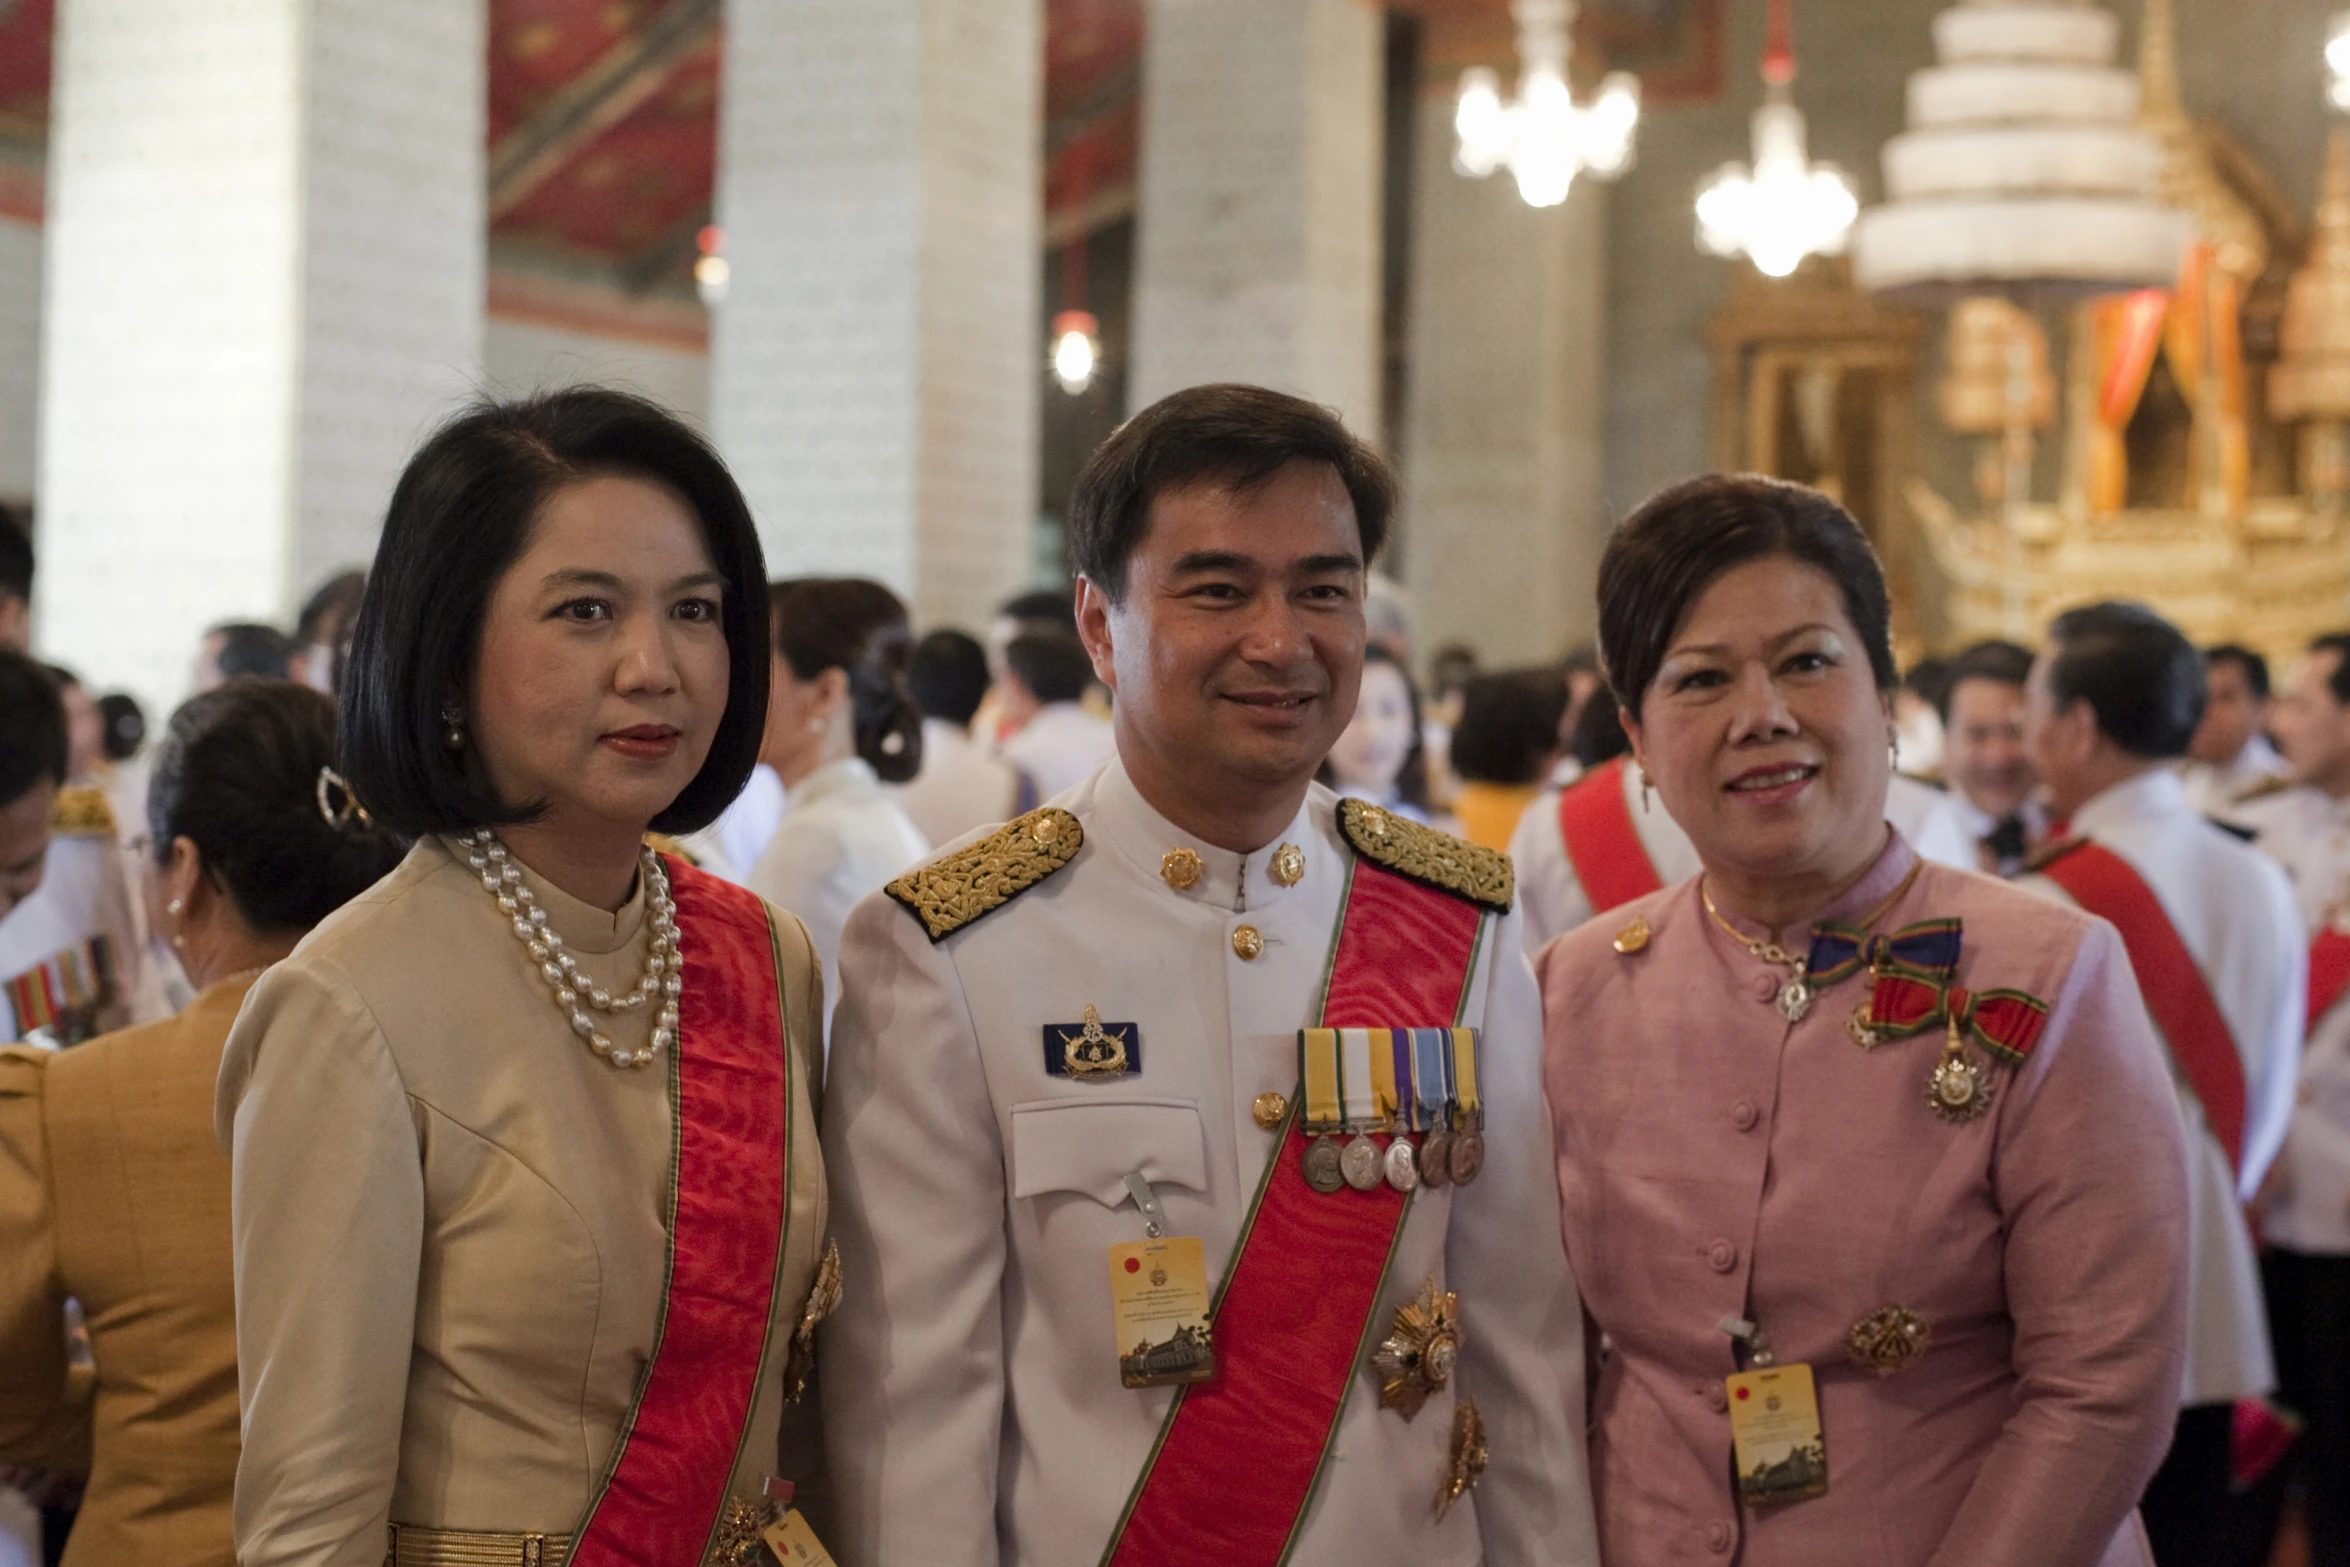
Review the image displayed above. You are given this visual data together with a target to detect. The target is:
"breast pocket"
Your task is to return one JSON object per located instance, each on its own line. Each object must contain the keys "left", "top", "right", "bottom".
{"left": 1009, "top": 1096, "right": 1208, "bottom": 1206}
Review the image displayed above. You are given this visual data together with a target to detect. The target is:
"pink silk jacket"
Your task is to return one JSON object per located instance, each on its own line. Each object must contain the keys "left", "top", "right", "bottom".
{"left": 1538, "top": 834, "right": 2191, "bottom": 1567}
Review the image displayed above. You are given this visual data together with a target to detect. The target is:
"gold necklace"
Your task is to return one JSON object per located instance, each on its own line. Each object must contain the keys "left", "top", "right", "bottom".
{"left": 1700, "top": 856, "right": 1925, "bottom": 1023}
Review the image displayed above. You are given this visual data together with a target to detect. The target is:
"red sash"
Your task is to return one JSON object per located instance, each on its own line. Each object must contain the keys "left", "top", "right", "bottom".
{"left": 2038, "top": 839, "right": 2248, "bottom": 1175}
{"left": 1557, "top": 756, "right": 1662, "bottom": 914}
{"left": 570, "top": 859, "right": 795, "bottom": 1566}
{"left": 2310, "top": 928, "right": 2350, "bottom": 1032}
{"left": 1102, "top": 858, "right": 1487, "bottom": 1566}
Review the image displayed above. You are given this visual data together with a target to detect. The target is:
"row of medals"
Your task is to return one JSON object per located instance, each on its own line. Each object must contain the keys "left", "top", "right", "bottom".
{"left": 1302, "top": 1118, "right": 1484, "bottom": 1196}
{"left": 1779, "top": 969, "right": 1993, "bottom": 1125}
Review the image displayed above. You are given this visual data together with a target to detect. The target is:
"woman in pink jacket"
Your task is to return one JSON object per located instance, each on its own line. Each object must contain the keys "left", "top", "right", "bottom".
{"left": 1537, "top": 474, "right": 2190, "bottom": 1566}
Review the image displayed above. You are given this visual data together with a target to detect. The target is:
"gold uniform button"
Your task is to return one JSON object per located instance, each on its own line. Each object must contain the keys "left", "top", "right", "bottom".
{"left": 1253, "top": 1091, "right": 1289, "bottom": 1129}
{"left": 1269, "top": 842, "right": 1305, "bottom": 887}
{"left": 1161, "top": 848, "right": 1203, "bottom": 890}
{"left": 1232, "top": 924, "right": 1264, "bottom": 960}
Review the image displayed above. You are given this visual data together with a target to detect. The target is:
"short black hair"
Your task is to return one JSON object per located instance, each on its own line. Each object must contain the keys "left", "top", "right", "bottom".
{"left": 340, "top": 387, "right": 770, "bottom": 838}
{"left": 1570, "top": 686, "right": 1631, "bottom": 768}
{"left": 1066, "top": 383, "right": 1396, "bottom": 601}
{"left": 208, "top": 621, "right": 296, "bottom": 683}
{"left": 1451, "top": 667, "right": 1568, "bottom": 786}
{"left": 0, "top": 506, "right": 31, "bottom": 606}
{"left": 1004, "top": 630, "right": 1095, "bottom": 706}
{"left": 2203, "top": 643, "right": 2271, "bottom": 701}
{"left": 97, "top": 693, "right": 145, "bottom": 762}
{"left": 148, "top": 679, "right": 405, "bottom": 933}
{"left": 0, "top": 652, "right": 65, "bottom": 807}
{"left": 770, "top": 578, "right": 924, "bottom": 785}
{"left": 997, "top": 587, "right": 1077, "bottom": 631}
{"left": 1937, "top": 639, "right": 2035, "bottom": 722}
{"left": 1598, "top": 474, "right": 1896, "bottom": 719}
{"left": 1901, "top": 657, "right": 1952, "bottom": 711}
{"left": 909, "top": 629, "right": 993, "bottom": 727}
{"left": 2045, "top": 602, "right": 2204, "bottom": 759}
{"left": 2313, "top": 633, "right": 2350, "bottom": 706}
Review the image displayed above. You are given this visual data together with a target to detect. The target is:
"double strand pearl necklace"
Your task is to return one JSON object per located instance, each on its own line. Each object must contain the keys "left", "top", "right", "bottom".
{"left": 460, "top": 831, "right": 681, "bottom": 1069}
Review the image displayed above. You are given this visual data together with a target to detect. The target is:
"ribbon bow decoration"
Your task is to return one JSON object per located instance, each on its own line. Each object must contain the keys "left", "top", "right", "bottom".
{"left": 1861, "top": 970, "right": 2049, "bottom": 1063}
{"left": 1806, "top": 917, "right": 1964, "bottom": 989}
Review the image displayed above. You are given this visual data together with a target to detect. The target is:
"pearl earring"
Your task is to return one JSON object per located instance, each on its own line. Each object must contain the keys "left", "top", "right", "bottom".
{"left": 442, "top": 702, "right": 465, "bottom": 750}
{"left": 166, "top": 898, "right": 182, "bottom": 917}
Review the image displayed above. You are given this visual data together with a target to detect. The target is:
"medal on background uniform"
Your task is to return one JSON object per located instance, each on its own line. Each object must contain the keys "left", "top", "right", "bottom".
{"left": 1446, "top": 1028, "right": 1485, "bottom": 1186}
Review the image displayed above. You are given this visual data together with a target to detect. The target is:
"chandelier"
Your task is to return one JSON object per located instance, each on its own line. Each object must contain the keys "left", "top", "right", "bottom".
{"left": 1453, "top": 0, "right": 1640, "bottom": 210}
{"left": 1694, "top": 0, "right": 1857, "bottom": 278}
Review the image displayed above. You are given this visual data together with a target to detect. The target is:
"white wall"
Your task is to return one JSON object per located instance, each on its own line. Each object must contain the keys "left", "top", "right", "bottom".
{"left": 0, "top": 218, "right": 38, "bottom": 503}
{"left": 481, "top": 315, "right": 711, "bottom": 427}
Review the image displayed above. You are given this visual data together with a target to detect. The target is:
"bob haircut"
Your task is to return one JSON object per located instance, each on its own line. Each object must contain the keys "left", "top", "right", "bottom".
{"left": 1597, "top": 474, "right": 1897, "bottom": 721}
{"left": 340, "top": 387, "right": 770, "bottom": 838}
{"left": 2045, "top": 601, "right": 2205, "bottom": 760}
{"left": 1066, "top": 383, "right": 1396, "bottom": 601}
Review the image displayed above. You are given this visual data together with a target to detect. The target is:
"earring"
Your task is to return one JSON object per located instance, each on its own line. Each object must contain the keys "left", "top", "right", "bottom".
{"left": 1889, "top": 729, "right": 1902, "bottom": 770}
{"left": 166, "top": 898, "right": 182, "bottom": 916}
{"left": 806, "top": 715, "right": 827, "bottom": 735}
{"left": 166, "top": 896, "right": 186, "bottom": 952}
{"left": 442, "top": 701, "right": 465, "bottom": 750}
{"left": 1638, "top": 768, "right": 1654, "bottom": 815}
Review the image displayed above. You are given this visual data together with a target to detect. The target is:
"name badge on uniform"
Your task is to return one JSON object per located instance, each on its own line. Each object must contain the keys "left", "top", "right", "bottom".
{"left": 762, "top": 1509, "right": 842, "bottom": 1565}
{"left": 1110, "top": 1236, "right": 1216, "bottom": 1388}
{"left": 1044, "top": 1005, "right": 1139, "bottom": 1080}
{"left": 1726, "top": 1364, "right": 1827, "bottom": 1506}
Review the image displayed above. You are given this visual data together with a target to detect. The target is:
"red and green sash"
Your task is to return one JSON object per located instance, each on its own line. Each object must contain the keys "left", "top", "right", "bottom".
{"left": 2309, "top": 928, "right": 2350, "bottom": 1032}
{"left": 1558, "top": 755, "right": 1662, "bottom": 914}
{"left": 2038, "top": 838, "right": 2248, "bottom": 1175}
{"left": 570, "top": 858, "right": 795, "bottom": 1567}
{"left": 1101, "top": 857, "right": 1488, "bottom": 1567}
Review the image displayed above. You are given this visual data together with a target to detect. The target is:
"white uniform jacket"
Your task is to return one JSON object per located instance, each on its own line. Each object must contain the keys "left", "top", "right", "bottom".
{"left": 1510, "top": 765, "right": 1974, "bottom": 956}
{"left": 821, "top": 759, "right": 1597, "bottom": 1567}
{"left": 2233, "top": 784, "right": 2350, "bottom": 1255}
{"left": 0, "top": 828, "right": 163, "bottom": 1046}
{"left": 2017, "top": 768, "right": 2301, "bottom": 1405}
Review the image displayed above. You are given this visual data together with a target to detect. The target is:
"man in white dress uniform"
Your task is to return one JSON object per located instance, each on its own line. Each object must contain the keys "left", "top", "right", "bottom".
{"left": 822, "top": 385, "right": 1596, "bottom": 1567}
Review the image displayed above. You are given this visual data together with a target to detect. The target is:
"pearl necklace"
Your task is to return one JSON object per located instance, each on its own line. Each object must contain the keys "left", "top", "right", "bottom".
{"left": 459, "top": 831, "right": 681, "bottom": 1069}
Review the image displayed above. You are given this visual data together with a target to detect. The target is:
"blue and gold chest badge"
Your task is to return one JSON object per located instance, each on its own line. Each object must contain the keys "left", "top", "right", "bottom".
{"left": 1044, "top": 1005, "right": 1139, "bottom": 1081}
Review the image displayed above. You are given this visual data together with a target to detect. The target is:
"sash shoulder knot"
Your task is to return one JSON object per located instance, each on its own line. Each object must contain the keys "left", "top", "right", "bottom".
{"left": 49, "top": 785, "right": 113, "bottom": 838}
{"left": 2021, "top": 834, "right": 2086, "bottom": 874}
{"left": 1338, "top": 798, "right": 1513, "bottom": 912}
{"left": 886, "top": 806, "right": 1083, "bottom": 941}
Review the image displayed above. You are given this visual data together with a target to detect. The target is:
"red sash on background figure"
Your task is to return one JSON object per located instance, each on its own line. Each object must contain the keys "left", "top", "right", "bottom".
{"left": 1557, "top": 756, "right": 1662, "bottom": 914}
{"left": 1102, "top": 856, "right": 1488, "bottom": 1567}
{"left": 2308, "top": 928, "right": 2350, "bottom": 1032}
{"left": 2037, "top": 839, "right": 2249, "bottom": 1175}
{"left": 570, "top": 858, "right": 794, "bottom": 1567}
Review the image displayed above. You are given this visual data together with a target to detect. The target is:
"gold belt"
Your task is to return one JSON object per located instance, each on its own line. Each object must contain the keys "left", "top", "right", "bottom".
{"left": 385, "top": 1524, "right": 571, "bottom": 1567}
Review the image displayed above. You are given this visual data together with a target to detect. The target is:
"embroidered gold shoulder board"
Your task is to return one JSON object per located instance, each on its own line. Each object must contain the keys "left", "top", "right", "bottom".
{"left": 1337, "top": 798, "right": 1513, "bottom": 913}
{"left": 886, "top": 806, "right": 1083, "bottom": 942}
{"left": 49, "top": 785, "right": 114, "bottom": 838}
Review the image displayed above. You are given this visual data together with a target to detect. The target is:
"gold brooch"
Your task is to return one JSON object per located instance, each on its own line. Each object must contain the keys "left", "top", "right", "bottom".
{"left": 782, "top": 1238, "right": 843, "bottom": 1404}
{"left": 1270, "top": 841, "right": 1305, "bottom": 887}
{"left": 1059, "top": 1005, "right": 1131, "bottom": 1079}
{"left": 1161, "top": 848, "right": 1203, "bottom": 890}
{"left": 1612, "top": 916, "right": 1650, "bottom": 954}
{"left": 1846, "top": 1305, "right": 1932, "bottom": 1376}
{"left": 1372, "top": 1277, "right": 1461, "bottom": 1420}
{"left": 1434, "top": 1395, "right": 1488, "bottom": 1520}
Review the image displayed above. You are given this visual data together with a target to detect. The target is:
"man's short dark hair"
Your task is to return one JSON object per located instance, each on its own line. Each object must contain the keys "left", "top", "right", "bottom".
{"left": 1065, "top": 384, "right": 1395, "bottom": 601}
{"left": 2313, "top": 633, "right": 2350, "bottom": 706}
{"left": 910, "top": 629, "right": 994, "bottom": 727}
{"left": 208, "top": 621, "right": 296, "bottom": 683}
{"left": 1451, "top": 667, "right": 1569, "bottom": 786}
{"left": 340, "top": 387, "right": 770, "bottom": 838}
{"left": 997, "top": 587, "right": 1077, "bottom": 632}
{"left": 1936, "top": 639, "right": 2035, "bottom": 722}
{"left": 2045, "top": 602, "right": 2204, "bottom": 759}
{"left": 2203, "top": 643, "right": 2271, "bottom": 702}
{"left": 1004, "top": 630, "right": 1095, "bottom": 707}
{"left": 0, "top": 651, "right": 65, "bottom": 806}
{"left": 0, "top": 506, "right": 32, "bottom": 607}
{"left": 97, "top": 693, "right": 144, "bottom": 762}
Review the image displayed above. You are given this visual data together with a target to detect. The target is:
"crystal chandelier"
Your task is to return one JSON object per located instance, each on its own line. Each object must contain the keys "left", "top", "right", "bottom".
{"left": 1453, "top": 0, "right": 1640, "bottom": 210}
{"left": 1695, "top": 0, "right": 1857, "bottom": 278}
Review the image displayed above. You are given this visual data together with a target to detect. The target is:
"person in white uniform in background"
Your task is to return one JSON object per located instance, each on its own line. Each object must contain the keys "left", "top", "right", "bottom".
{"left": 1936, "top": 640, "right": 2049, "bottom": 874}
{"left": 747, "top": 578, "right": 929, "bottom": 1042}
{"left": 897, "top": 628, "right": 1030, "bottom": 848}
{"left": 2181, "top": 645, "right": 2289, "bottom": 819}
{"left": 2014, "top": 602, "right": 2301, "bottom": 1567}
{"left": 821, "top": 383, "right": 1597, "bottom": 1566}
{"left": 996, "top": 628, "right": 1117, "bottom": 801}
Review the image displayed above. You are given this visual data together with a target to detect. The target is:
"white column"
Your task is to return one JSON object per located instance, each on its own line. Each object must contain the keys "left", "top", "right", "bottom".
{"left": 1397, "top": 92, "right": 1608, "bottom": 665}
{"left": 37, "top": 0, "right": 484, "bottom": 712}
{"left": 712, "top": 0, "right": 1041, "bottom": 633}
{"left": 1127, "top": 0, "right": 1384, "bottom": 437}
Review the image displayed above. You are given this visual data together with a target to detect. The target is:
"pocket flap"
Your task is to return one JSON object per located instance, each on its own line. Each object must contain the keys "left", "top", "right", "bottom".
{"left": 1009, "top": 1097, "right": 1208, "bottom": 1204}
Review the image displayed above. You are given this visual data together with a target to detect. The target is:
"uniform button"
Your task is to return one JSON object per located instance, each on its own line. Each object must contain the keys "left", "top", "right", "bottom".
{"left": 1706, "top": 1520, "right": 1733, "bottom": 1554}
{"left": 1703, "top": 1383, "right": 1728, "bottom": 1412}
{"left": 1232, "top": 924, "right": 1264, "bottom": 960}
{"left": 1707, "top": 1239, "right": 1738, "bottom": 1273}
{"left": 1751, "top": 973, "right": 1779, "bottom": 1002}
{"left": 1252, "top": 1091, "right": 1289, "bottom": 1129}
{"left": 1731, "top": 1100, "right": 1759, "bottom": 1131}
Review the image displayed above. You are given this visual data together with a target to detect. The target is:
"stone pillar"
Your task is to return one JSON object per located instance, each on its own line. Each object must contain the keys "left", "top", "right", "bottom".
{"left": 37, "top": 0, "right": 484, "bottom": 710}
{"left": 1397, "top": 91, "right": 1608, "bottom": 666}
{"left": 1127, "top": 0, "right": 1384, "bottom": 437}
{"left": 711, "top": 0, "right": 1040, "bottom": 633}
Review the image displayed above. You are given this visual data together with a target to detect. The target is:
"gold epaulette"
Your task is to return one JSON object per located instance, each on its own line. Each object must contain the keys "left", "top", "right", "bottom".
{"left": 2021, "top": 835, "right": 2086, "bottom": 874}
{"left": 644, "top": 832, "right": 701, "bottom": 868}
{"left": 2229, "top": 775, "right": 2294, "bottom": 806}
{"left": 49, "top": 785, "right": 114, "bottom": 838}
{"left": 1338, "top": 798, "right": 1514, "bottom": 913}
{"left": 886, "top": 807, "right": 1083, "bottom": 942}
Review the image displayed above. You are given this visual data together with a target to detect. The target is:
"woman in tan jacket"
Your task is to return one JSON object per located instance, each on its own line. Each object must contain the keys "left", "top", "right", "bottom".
{"left": 217, "top": 389, "right": 831, "bottom": 1567}
{"left": 0, "top": 678, "right": 404, "bottom": 1565}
